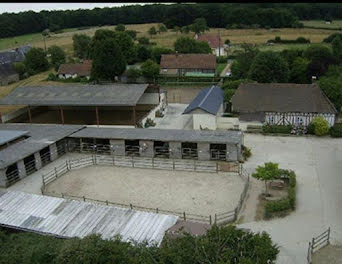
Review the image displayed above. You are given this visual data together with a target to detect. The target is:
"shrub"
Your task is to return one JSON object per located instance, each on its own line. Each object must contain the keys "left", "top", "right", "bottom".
{"left": 312, "top": 116, "right": 329, "bottom": 136}
{"left": 307, "top": 122, "right": 315, "bottom": 135}
{"left": 216, "top": 56, "right": 228, "bottom": 63}
{"left": 267, "top": 36, "right": 310, "bottom": 44}
{"left": 242, "top": 145, "right": 252, "bottom": 160}
{"left": 47, "top": 73, "right": 57, "bottom": 81}
{"left": 262, "top": 124, "right": 293, "bottom": 134}
{"left": 323, "top": 33, "right": 342, "bottom": 43}
{"left": 224, "top": 89, "right": 236, "bottom": 102}
{"left": 330, "top": 124, "right": 342, "bottom": 137}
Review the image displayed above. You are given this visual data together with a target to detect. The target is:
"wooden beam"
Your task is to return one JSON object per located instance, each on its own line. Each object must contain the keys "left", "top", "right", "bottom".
{"left": 60, "top": 106, "right": 65, "bottom": 125}
{"left": 27, "top": 106, "right": 32, "bottom": 123}
{"left": 95, "top": 106, "right": 100, "bottom": 127}
{"left": 132, "top": 106, "right": 136, "bottom": 127}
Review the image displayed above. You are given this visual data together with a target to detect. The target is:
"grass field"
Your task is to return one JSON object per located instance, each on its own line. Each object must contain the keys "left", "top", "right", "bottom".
{"left": 301, "top": 20, "right": 342, "bottom": 29}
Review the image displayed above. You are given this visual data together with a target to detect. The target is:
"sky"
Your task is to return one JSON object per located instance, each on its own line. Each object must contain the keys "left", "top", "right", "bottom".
{"left": 0, "top": 3, "right": 162, "bottom": 14}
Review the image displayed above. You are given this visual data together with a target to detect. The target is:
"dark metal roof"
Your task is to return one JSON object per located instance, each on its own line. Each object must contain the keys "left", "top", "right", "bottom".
{"left": 0, "top": 63, "right": 18, "bottom": 78}
{"left": 231, "top": 83, "right": 337, "bottom": 114}
{"left": 0, "top": 84, "right": 149, "bottom": 106}
{"left": 183, "top": 85, "right": 224, "bottom": 115}
{"left": 0, "top": 130, "right": 28, "bottom": 145}
{"left": 0, "top": 124, "right": 85, "bottom": 169}
{"left": 69, "top": 127, "right": 243, "bottom": 144}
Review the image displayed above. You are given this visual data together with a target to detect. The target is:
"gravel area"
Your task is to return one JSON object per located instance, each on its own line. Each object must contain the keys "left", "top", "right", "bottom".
{"left": 45, "top": 165, "right": 244, "bottom": 217}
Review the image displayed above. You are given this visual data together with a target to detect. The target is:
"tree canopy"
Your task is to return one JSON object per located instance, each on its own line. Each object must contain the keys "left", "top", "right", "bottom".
{"left": 141, "top": 59, "right": 160, "bottom": 81}
{"left": 190, "top": 17, "right": 209, "bottom": 34}
{"left": 48, "top": 45, "right": 66, "bottom": 71}
{"left": 72, "top": 34, "right": 91, "bottom": 59}
{"left": 174, "top": 36, "right": 211, "bottom": 54}
{"left": 24, "top": 47, "right": 49, "bottom": 75}
{"left": 252, "top": 162, "right": 282, "bottom": 195}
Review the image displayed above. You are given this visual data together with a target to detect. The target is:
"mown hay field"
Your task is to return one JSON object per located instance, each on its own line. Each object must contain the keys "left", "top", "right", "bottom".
{"left": 301, "top": 20, "right": 342, "bottom": 29}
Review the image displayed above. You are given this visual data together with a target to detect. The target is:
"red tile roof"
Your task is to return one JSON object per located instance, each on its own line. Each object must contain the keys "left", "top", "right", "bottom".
{"left": 57, "top": 60, "right": 92, "bottom": 76}
{"left": 160, "top": 54, "right": 216, "bottom": 69}
{"left": 196, "top": 33, "right": 222, "bottom": 49}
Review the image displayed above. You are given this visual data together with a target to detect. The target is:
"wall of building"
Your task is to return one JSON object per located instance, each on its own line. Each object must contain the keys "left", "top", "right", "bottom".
{"left": 265, "top": 112, "right": 336, "bottom": 127}
{"left": 137, "top": 93, "right": 159, "bottom": 105}
{"left": 0, "top": 73, "right": 19, "bottom": 86}
{"left": 214, "top": 47, "right": 226, "bottom": 57}
{"left": 140, "top": 92, "right": 167, "bottom": 128}
{"left": 192, "top": 113, "right": 217, "bottom": 130}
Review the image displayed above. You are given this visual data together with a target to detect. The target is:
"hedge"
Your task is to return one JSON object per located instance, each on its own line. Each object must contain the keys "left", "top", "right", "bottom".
{"left": 262, "top": 124, "right": 293, "bottom": 134}
{"left": 330, "top": 124, "right": 342, "bottom": 137}
{"left": 264, "top": 170, "right": 296, "bottom": 219}
{"left": 267, "top": 36, "right": 310, "bottom": 44}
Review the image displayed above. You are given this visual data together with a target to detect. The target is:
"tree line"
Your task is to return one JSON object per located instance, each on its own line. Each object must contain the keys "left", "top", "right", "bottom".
{"left": 2, "top": 3, "right": 342, "bottom": 38}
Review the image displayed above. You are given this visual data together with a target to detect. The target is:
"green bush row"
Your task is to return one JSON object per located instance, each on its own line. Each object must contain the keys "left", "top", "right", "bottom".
{"left": 264, "top": 170, "right": 296, "bottom": 219}
{"left": 330, "top": 124, "right": 342, "bottom": 137}
{"left": 156, "top": 76, "right": 221, "bottom": 83}
{"left": 267, "top": 36, "right": 310, "bottom": 44}
{"left": 262, "top": 124, "right": 293, "bottom": 134}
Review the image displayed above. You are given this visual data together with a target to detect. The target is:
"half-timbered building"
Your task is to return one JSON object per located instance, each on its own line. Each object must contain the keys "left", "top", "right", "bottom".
{"left": 231, "top": 83, "right": 337, "bottom": 127}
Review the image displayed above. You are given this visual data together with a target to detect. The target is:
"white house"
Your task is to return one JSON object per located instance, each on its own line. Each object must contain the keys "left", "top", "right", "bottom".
{"left": 57, "top": 60, "right": 92, "bottom": 80}
{"left": 231, "top": 83, "right": 337, "bottom": 128}
{"left": 195, "top": 33, "right": 226, "bottom": 57}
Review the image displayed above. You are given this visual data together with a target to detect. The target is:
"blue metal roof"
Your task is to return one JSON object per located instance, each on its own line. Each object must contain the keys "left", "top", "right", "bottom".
{"left": 183, "top": 85, "right": 224, "bottom": 115}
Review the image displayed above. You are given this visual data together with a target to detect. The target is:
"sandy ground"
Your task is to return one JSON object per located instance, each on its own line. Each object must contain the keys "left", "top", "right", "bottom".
{"left": 238, "top": 134, "right": 342, "bottom": 264}
{"left": 45, "top": 165, "right": 244, "bottom": 217}
{"left": 162, "top": 85, "right": 204, "bottom": 104}
{"left": 312, "top": 244, "right": 342, "bottom": 264}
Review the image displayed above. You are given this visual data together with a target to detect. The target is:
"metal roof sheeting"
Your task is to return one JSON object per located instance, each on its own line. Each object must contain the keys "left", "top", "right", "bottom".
{"left": 183, "top": 86, "right": 224, "bottom": 115}
{"left": 69, "top": 127, "right": 242, "bottom": 144}
{"left": 0, "top": 191, "right": 178, "bottom": 246}
{"left": 0, "top": 130, "right": 28, "bottom": 145}
{"left": 0, "top": 84, "right": 149, "bottom": 106}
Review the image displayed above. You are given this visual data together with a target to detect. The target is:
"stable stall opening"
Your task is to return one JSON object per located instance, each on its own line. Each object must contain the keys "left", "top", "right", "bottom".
{"left": 210, "top": 144, "right": 227, "bottom": 161}
{"left": 40, "top": 147, "right": 51, "bottom": 167}
{"left": 24, "top": 155, "right": 37, "bottom": 176}
{"left": 154, "top": 141, "right": 170, "bottom": 158}
{"left": 181, "top": 142, "right": 198, "bottom": 159}
{"left": 56, "top": 139, "right": 67, "bottom": 156}
{"left": 67, "top": 138, "right": 81, "bottom": 152}
{"left": 81, "top": 138, "right": 95, "bottom": 153}
{"left": 6, "top": 163, "right": 19, "bottom": 185}
{"left": 94, "top": 138, "right": 110, "bottom": 154}
{"left": 125, "top": 140, "right": 140, "bottom": 156}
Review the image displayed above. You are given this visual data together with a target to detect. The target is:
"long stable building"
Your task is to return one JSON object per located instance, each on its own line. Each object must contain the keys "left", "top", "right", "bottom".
{"left": 0, "top": 124, "right": 243, "bottom": 187}
{"left": 0, "top": 84, "right": 161, "bottom": 126}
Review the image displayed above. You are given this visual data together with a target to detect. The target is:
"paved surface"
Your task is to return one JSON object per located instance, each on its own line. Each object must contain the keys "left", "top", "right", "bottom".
{"left": 238, "top": 134, "right": 342, "bottom": 264}
{"left": 152, "top": 104, "right": 192, "bottom": 130}
{"left": 312, "top": 244, "right": 342, "bottom": 264}
{"left": 45, "top": 165, "right": 244, "bottom": 217}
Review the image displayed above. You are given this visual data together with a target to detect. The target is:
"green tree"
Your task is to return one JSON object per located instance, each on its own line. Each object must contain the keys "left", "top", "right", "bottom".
{"left": 181, "top": 25, "right": 190, "bottom": 34}
{"left": 224, "top": 39, "right": 230, "bottom": 45}
{"left": 303, "top": 44, "right": 332, "bottom": 61}
{"left": 290, "top": 57, "right": 309, "bottom": 83}
{"left": 231, "top": 44, "right": 259, "bottom": 79}
{"left": 190, "top": 17, "right": 209, "bottom": 34}
{"left": 136, "top": 44, "right": 152, "bottom": 62}
{"left": 332, "top": 36, "right": 342, "bottom": 62}
{"left": 311, "top": 116, "right": 330, "bottom": 136}
{"left": 248, "top": 51, "right": 289, "bottom": 83}
{"left": 125, "top": 29, "right": 137, "bottom": 40}
{"left": 158, "top": 23, "right": 167, "bottom": 33}
{"left": 126, "top": 67, "right": 141, "bottom": 82}
{"left": 91, "top": 38, "right": 126, "bottom": 81}
{"left": 47, "top": 45, "right": 66, "bottom": 71}
{"left": 224, "top": 89, "right": 236, "bottom": 102}
{"left": 72, "top": 34, "right": 91, "bottom": 59}
{"left": 151, "top": 46, "right": 173, "bottom": 64}
{"left": 173, "top": 25, "right": 180, "bottom": 35}
{"left": 115, "top": 24, "right": 125, "bottom": 32}
{"left": 174, "top": 36, "right": 211, "bottom": 53}
{"left": 24, "top": 47, "right": 49, "bottom": 75}
{"left": 148, "top": 26, "right": 157, "bottom": 37}
{"left": 138, "top": 36, "right": 150, "bottom": 45}
{"left": 13, "top": 62, "right": 26, "bottom": 79}
{"left": 252, "top": 162, "right": 282, "bottom": 195}
{"left": 141, "top": 59, "right": 159, "bottom": 82}
{"left": 319, "top": 75, "right": 342, "bottom": 111}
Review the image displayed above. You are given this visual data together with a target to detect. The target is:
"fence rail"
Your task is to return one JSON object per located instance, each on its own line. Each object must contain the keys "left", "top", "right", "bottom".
{"left": 307, "top": 227, "right": 331, "bottom": 264}
{"left": 41, "top": 154, "right": 250, "bottom": 225}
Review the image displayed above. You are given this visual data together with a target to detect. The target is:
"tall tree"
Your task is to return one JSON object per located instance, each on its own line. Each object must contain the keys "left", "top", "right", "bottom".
{"left": 252, "top": 162, "right": 282, "bottom": 195}
{"left": 141, "top": 59, "right": 160, "bottom": 82}
{"left": 231, "top": 44, "right": 259, "bottom": 79}
{"left": 332, "top": 36, "right": 342, "bottom": 62}
{"left": 248, "top": 51, "right": 289, "bottom": 83}
{"left": 72, "top": 34, "right": 91, "bottom": 59}
{"left": 24, "top": 47, "right": 49, "bottom": 75}
{"left": 47, "top": 45, "right": 66, "bottom": 71}
{"left": 174, "top": 36, "right": 211, "bottom": 53}
{"left": 148, "top": 26, "right": 157, "bottom": 37}
{"left": 90, "top": 38, "right": 126, "bottom": 81}
{"left": 190, "top": 17, "right": 209, "bottom": 34}
{"left": 290, "top": 57, "right": 310, "bottom": 83}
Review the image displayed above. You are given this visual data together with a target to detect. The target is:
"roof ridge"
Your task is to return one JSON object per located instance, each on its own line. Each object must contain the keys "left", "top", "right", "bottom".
{"left": 198, "top": 86, "right": 215, "bottom": 108}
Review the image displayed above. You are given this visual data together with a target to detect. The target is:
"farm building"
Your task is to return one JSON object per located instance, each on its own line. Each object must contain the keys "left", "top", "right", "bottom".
{"left": 0, "top": 45, "right": 31, "bottom": 65}
{"left": 0, "top": 124, "right": 84, "bottom": 187}
{"left": 195, "top": 33, "right": 226, "bottom": 57}
{"left": 160, "top": 54, "right": 216, "bottom": 76}
{"left": 0, "top": 191, "right": 178, "bottom": 246}
{"left": 183, "top": 85, "right": 224, "bottom": 130}
{"left": 57, "top": 60, "right": 92, "bottom": 80}
{"left": 0, "top": 84, "right": 163, "bottom": 127}
{"left": 67, "top": 127, "right": 243, "bottom": 162}
{"left": 231, "top": 83, "right": 337, "bottom": 127}
{"left": 0, "top": 63, "right": 19, "bottom": 86}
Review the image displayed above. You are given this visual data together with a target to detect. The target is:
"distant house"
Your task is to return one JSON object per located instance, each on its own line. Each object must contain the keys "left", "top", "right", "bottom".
{"left": 160, "top": 54, "right": 216, "bottom": 76}
{"left": 0, "top": 45, "right": 32, "bottom": 65}
{"left": 183, "top": 85, "right": 224, "bottom": 130}
{"left": 231, "top": 83, "right": 337, "bottom": 127}
{"left": 195, "top": 33, "right": 226, "bottom": 57}
{"left": 57, "top": 60, "right": 92, "bottom": 79}
{"left": 0, "top": 63, "right": 19, "bottom": 86}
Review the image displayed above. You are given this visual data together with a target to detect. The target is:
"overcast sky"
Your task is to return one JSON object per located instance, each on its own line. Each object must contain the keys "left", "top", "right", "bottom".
{"left": 0, "top": 3, "right": 162, "bottom": 14}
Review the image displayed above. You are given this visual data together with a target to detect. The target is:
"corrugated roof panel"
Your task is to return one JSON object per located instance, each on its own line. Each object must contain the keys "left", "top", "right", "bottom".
{"left": 0, "top": 191, "right": 178, "bottom": 246}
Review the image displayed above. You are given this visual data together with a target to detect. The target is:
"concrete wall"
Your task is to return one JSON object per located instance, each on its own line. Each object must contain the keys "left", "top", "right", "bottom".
{"left": 169, "top": 142, "right": 182, "bottom": 159}
{"left": 137, "top": 93, "right": 159, "bottom": 105}
{"left": 198, "top": 143, "right": 210, "bottom": 161}
{"left": 217, "top": 117, "right": 240, "bottom": 130}
{"left": 2, "top": 107, "right": 28, "bottom": 123}
{"left": 110, "top": 139, "right": 125, "bottom": 156}
{"left": 17, "top": 160, "right": 26, "bottom": 179}
{"left": 34, "top": 152, "right": 42, "bottom": 170}
{"left": 226, "top": 143, "right": 238, "bottom": 162}
{"left": 0, "top": 73, "right": 19, "bottom": 86}
{"left": 49, "top": 143, "right": 58, "bottom": 161}
{"left": 193, "top": 114, "right": 217, "bottom": 130}
{"left": 139, "top": 140, "right": 154, "bottom": 158}
{"left": 0, "top": 169, "right": 6, "bottom": 187}
{"left": 140, "top": 92, "right": 167, "bottom": 128}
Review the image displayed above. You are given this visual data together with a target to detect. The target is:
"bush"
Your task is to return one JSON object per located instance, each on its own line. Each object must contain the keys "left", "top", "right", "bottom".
{"left": 47, "top": 73, "right": 57, "bottom": 81}
{"left": 262, "top": 125, "right": 293, "bottom": 134}
{"left": 224, "top": 89, "right": 236, "bottom": 102}
{"left": 323, "top": 33, "right": 342, "bottom": 43}
{"left": 242, "top": 145, "right": 252, "bottom": 160}
{"left": 307, "top": 122, "right": 315, "bottom": 135}
{"left": 267, "top": 36, "right": 310, "bottom": 44}
{"left": 222, "top": 79, "right": 249, "bottom": 90}
{"left": 311, "top": 116, "right": 329, "bottom": 136}
{"left": 216, "top": 56, "right": 228, "bottom": 63}
{"left": 329, "top": 124, "right": 342, "bottom": 137}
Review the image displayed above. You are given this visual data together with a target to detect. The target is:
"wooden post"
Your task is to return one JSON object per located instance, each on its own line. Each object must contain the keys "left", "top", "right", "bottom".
{"left": 327, "top": 227, "right": 331, "bottom": 244}
{"left": 95, "top": 106, "right": 100, "bottom": 127}
{"left": 28, "top": 106, "right": 32, "bottom": 123}
{"left": 132, "top": 106, "right": 136, "bottom": 127}
{"left": 311, "top": 238, "right": 315, "bottom": 254}
{"left": 209, "top": 215, "right": 212, "bottom": 225}
{"left": 215, "top": 213, "right": 217, "bottom": 224}
{"left": 55, "top": 167, "right": 57, "bottom": 179}
{"left": 60, "top": 106, "right": 65, "bottom": 125}
{"left": 83, "top": 196, "right": 85, "bottom": 202}
{"left": 183, "top": 212, "right": 186, "bottom": 221}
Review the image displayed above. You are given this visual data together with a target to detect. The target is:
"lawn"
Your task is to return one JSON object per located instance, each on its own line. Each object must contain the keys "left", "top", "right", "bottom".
{"left": 216, "top": 63, "right": 227, "bottom": 75}
{"left": 301, "top": 20, "right": 342, "bottom": 30}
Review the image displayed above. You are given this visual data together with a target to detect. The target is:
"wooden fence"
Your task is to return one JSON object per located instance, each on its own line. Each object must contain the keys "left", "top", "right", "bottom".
{"left": 41, "top": 155, "right": 250, "bottom": 225}
{"left": 307, "top": 227, "right": 331, "bottom": 264}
